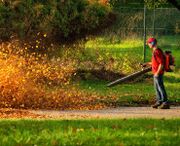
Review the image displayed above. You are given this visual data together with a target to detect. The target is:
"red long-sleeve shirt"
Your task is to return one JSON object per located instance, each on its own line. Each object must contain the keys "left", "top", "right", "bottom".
{"left": 151, "top": 48, "right": 164, "bottom": 75}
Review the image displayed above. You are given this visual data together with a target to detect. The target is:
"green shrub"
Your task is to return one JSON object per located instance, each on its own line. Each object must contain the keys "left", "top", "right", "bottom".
{"left": 0, "top": 0, "right": 112, "bottom": 41}
{"left": 0, "top": 3, "right": 12, "bottom": 39}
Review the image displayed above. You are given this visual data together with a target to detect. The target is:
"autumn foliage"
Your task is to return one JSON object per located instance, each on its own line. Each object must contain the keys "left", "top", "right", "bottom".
{"left": 0, "top": 36, "right": 115, "bottom": 110}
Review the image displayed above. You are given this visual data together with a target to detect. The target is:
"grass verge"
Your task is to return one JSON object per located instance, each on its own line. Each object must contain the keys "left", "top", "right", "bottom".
{"left": 0, "top": 119, "right": 179, "bottom": 146}
{"left": 75, "top": 35, "right": 180, "bottom": 106}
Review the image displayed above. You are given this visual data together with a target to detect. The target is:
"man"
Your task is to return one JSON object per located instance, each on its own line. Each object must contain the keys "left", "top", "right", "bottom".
{"left": 144, "top": 38, "right": 170, "bottom": 109}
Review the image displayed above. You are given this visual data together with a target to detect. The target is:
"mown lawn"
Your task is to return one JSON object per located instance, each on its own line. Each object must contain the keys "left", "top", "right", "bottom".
{"left": 76, "top": 35, "right": 180, "bottom": 105}
{"left": 77, "top": 72, "right": 180, "bottom": 105}
{"left": 0, "top": 119, "right": 179, "bottom": 146}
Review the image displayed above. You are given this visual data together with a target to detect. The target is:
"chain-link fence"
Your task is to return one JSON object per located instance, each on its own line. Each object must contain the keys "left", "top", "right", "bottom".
{"left": 83, "top": 7, "right": 180, "bottom": 75}
{"left": 113, "top": 7, "right": 180, "bottom": 37}
{"left": 103, "top": 7, "right": 180, "bottom": 66}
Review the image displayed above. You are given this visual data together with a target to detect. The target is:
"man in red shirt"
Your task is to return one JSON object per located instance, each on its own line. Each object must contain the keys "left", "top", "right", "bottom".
{"left": 145, "top": 38, "right": 170, "bottom": 109}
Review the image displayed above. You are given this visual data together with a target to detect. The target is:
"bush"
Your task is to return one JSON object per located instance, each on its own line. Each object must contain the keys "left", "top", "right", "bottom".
{"left": 0, "top": 0, "right": 112, "bottom": 42}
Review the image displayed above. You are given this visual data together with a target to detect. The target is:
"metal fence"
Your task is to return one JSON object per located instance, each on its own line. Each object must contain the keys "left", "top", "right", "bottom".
{"left": 113, "top": 7, "right": 180, "bottom": 37}
{"left": 107, "top": 7, "right": 180, "bottom": 62}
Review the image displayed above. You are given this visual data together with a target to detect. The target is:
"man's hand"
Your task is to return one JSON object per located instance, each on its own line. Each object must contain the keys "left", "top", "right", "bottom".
{"left": 140, "top": 63, "right": 146, "bottom": 68}
{"left": 155, "top": 64, "right": 163, "bottom": 77}
{"left": 140, "top": 62, "right": 152, "bottom": 68}
{"left": 154, "top": 72, "right": 159, "bottom": 77}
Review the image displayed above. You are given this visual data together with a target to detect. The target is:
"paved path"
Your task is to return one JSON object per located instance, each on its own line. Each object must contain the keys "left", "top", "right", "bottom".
{"left": 30, "top": 106, "right": 180, "bottom": 119}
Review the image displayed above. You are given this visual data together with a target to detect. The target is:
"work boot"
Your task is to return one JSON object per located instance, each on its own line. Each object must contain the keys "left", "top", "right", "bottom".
{"left": 158, "top": 103, "right": 170, "bottom": 109}
{"left": 151, "top": 103, "right": 162, "bottom": 109}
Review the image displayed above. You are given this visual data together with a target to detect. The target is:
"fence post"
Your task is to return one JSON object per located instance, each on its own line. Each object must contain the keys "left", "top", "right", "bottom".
{"left": 143, "top": 5, "right": 146, "bottom": 63}
{"left": 153, "top": 0, "right": 156, "bottom": 37}
{"left": 153, "top": 9, "right": 156, "bottom": 36}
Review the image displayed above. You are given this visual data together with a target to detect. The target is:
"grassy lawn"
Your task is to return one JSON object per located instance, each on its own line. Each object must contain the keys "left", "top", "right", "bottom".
{"left": 85, "top": 35, "right": 180, "bottom": 69}
{"left": 0, "top": 119, "right": 179, "bottom": 146}
{"left": 75, "top": 35, "right": 180, "bottom": 105}
{"left": 77, "top": 72, "right": 180, "bottom": 105}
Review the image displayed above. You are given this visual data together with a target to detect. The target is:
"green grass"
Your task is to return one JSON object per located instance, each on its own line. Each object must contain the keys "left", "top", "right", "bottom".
{"left": 76, "top": 35, "right": 180, "bottom": 105}
{"left": 85, "top": 35, "right": 180, "bottom": 67}
{"left": 85, "top": 37, "right": 144, "bottom": 62}
{"left": 0, "top": 119, "right": 179, "bottom": 146}
{"left": 77, "top": 75, "right": 180, "bottom": 105}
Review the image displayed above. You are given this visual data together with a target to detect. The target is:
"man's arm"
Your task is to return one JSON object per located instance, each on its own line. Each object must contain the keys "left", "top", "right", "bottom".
{"left": 155, "top": 64, "right": 164, "bottom": 76}
{"left": 141, "top": 62, "right": 152, "bottom": 67}
{"left": 146, "top": 62, "right": 152, "bottom": 66}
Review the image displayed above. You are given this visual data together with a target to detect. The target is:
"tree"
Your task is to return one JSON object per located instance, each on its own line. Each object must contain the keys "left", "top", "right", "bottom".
{"left": 145, "top": 0, "right": 180, "bottom": 10}
{"left": 0, "top": 0, "right": 113, "bottom": 42}
{"left": 167, "top": 0, "right": 180, "bottom": 10}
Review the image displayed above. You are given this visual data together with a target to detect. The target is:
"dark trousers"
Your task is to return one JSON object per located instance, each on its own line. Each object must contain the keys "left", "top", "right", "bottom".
{"left": 153, "top": 74, "right": 168, "bottom": 104}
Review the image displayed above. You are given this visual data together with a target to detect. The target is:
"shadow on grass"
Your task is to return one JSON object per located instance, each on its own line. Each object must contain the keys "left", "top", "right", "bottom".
{"left": 164, "top": 75, "right": 180, "bottom": 83}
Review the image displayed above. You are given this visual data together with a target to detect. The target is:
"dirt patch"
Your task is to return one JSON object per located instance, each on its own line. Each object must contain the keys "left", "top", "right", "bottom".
{"left": 76, "top": 69, "right": 124, "bottom": 81}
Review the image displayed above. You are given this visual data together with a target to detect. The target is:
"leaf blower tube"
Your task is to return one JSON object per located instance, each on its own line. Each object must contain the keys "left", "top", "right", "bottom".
{"left": 107, "top": 66, "right": 151, "bottom": 87}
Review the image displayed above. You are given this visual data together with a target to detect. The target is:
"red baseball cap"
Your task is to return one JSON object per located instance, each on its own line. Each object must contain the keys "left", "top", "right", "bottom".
{"left": 147, "top": 38, "right": 157, "bottom": 43}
